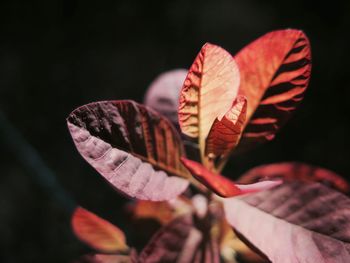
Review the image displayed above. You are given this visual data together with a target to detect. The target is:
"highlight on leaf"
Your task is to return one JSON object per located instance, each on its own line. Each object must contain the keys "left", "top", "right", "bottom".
{"left": 71, "top": 207, "right": 129, "bottom": 254}
{"left": 181, "top": 158, "right": 281, "bottom": 197}
{"left": 67, "top": 100, "right": 189, "bottom": 201}
{"left": 224, "top": 182, "right": 350, "bottom": 262}
{"left": 178, "top": 43, "right": 240, "bottom": 164}
{"left": 238, "top": 162, "right": 350, "bottom": 194}
{"left": 235, "top": 29, "right": 311, "bottom": 150}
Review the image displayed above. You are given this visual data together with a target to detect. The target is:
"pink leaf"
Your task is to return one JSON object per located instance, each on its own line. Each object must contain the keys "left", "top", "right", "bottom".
{"left": 224, "top": 182, "right": 350, "bottom": 262}
{"left": 67, "top": 100, "right": 189, "bottom": 201}
{"left": 144, "top": 69, "right": 188, "bottom": 126}
{"left": 181, "top": 158, "right": 281, "bottom": 197}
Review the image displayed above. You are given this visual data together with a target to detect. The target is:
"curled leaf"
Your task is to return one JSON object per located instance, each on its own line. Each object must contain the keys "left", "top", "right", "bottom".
{"left": 238, "top": 162, "right": 349, "bottom": 194}
{"left": 71, "top": 207, "right": 128, "bottom": 254}
{"left": 178, "top": 43, "right": 240, "bottom": 163}
{"left": 181, "top": 158, "right": 281, "bottom": 197}
{"left": 224, "top": 182, "right": 350, "bottom": 262}
{"left": 67, "top": 100, "right": 189, "bottom": 201}
{"left": 144, "top": 69, "right": 187, "bottom": 126}
{"left": 235, "top": 29, "right": 311, "bottom": 149}
{"left": 205, "top": 95, "right": 247, "bottom": 169}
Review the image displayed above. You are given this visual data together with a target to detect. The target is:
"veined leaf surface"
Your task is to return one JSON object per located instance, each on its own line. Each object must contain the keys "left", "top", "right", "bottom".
{"left": 235, "top": 29, "right": 311, "bottom": 148}
{"left": 67, "top": 100, "right": 189, "bottom": 201}
{"left": 205, "top": 95, "right": 247, "bottom": 170}
{"left": 224, "top": 182, "right": 350, "bottom": 263}
{"left": 178, "top": 43, "right": 240, "bottom": 163}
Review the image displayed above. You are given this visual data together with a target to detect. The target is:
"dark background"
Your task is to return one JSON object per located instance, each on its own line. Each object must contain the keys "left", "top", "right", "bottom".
{"left": 1, "top": 0, "right": 349, "bottom": 262}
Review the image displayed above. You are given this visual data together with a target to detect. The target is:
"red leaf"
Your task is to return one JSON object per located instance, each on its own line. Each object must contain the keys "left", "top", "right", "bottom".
{"left": 238, "top": 162, "right": 349, "bottom": 194}
{"left": 67, "top": 100, "right": 189, "bottom": 201}
{"left": 144, "top": 69, "right": 188, "bottom": 126}
{"left": 224, "top": 182, "right": 350, "bottom": 262}
{"left": 138, "top": 215, "right": 200, "bottom": 263}
{"left": 205, "top": 95, "right": 247, "bottom": 167}
{"left": 235, "top": 29, "right": 311, "bottom": 149}
{"left": 71, "top": 207, "right": 128, "bottom": 254}
{"left": 178, "top": 43, "right": 240, "bottom": 163}
{"left": 181, "top": 158, "right": 281, "bottom": 197}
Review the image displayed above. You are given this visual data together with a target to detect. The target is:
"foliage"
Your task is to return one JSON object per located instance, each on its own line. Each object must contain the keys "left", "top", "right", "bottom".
{"left": 67, "top": 29, "right": 350, "bottom": 262}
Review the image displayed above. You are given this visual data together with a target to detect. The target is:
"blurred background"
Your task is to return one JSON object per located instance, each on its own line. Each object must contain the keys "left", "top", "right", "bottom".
{"left": 1, "top": 0, "right": 350, "bottom": 262}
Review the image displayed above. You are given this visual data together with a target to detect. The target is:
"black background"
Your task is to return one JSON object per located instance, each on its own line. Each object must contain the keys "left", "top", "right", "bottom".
{"left": 1, "top": 0, "right": 349, "bottom": 262}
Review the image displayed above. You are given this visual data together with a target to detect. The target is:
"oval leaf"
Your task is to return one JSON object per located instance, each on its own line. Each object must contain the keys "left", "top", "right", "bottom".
{"left": 144, "top": 69, "right": 188, "bottom": 126}
{"left": 67, "top": 100, "right": 189, "bottom": 201}
{"left": 178, "top": 43, "right": 240, "bottom": 163}
{"left": 71, "top": 207, "right": 128, "bottom": 254}
{"left": 205, "top": 95, "right": 247, "bottom": 169}
{"left": 238, "top": 162, "right": 349, "bottom": 194}
{"left": 224, "top": 182, "right": 350, "bottom": 263}
{"left": 138, "top": 215, "right": 199, "bottom": 263}
{"left": 181, "top": 158, "right": 281, "bottom": 197}
{"left": 235, "top": 29, "right": 311, "bottom": 149}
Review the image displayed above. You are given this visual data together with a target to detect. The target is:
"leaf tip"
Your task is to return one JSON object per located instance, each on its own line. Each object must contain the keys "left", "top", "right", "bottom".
{"left": 236, "top": 179, "right": 283, "bottom": 195}
{"left": 71, "top": 206, "right": 129, "bottom": 254}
